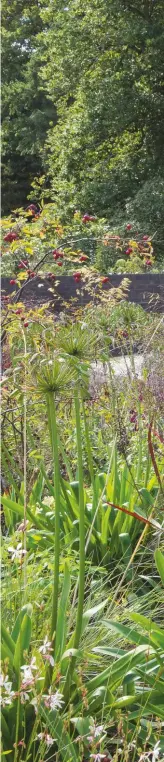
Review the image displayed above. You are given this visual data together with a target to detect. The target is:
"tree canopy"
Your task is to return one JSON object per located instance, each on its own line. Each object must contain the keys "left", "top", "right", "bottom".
{"left": 2, "top": 0, "right": 56, "bottom": 213}
{"left": 2, "top": 0, "right": 164, "bottom": 249}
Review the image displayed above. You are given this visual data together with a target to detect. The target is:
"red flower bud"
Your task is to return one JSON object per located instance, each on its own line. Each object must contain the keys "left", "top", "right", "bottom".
{"left": 24, "top": 321, "right": 29, "bottom": 327}
{"left": 52, "top": 249, "right": 63, "bottom": 259}
{"left": 15, "top": 309, "right": 22, "bottom": 315}
{"left": 142, "top": 235, "right": 149, "bottom": 241}
{"left": 82, "top": 213, "right": 96, "bottom": 223}
{"left": 145, "top": 259, "right": 152, "bottom": 266}
{"left": 57, "top": 261, "right": 63, "bottom": 266}
{"left": 18, "top": 260, "right": 28, "bottom": 268}
{"left": 125, "top": 247, "right": 132, "bottom": 255}
{"left": 102, "top": 276, "right": 110, "bottom": 284}
{"left": 10, "top": 279, "right": 16, "bottom": 285}
{"left": 73, "top": 272, "right": 81, "bottom": 282}
{"left": 126, "top": 224, "right": 132, "bottom": 231}
{"left": 79, "top": 255, "right": 88, "bottom": 262}
{"left": 4, "top": 232, "right": 19, "bottom": 242}
{"left": 82, "top": 213, "right": 90, "bottom": 223}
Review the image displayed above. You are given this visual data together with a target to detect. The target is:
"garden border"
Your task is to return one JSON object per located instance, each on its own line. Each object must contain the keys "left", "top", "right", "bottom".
{"left": 1, "top": 273, "right": 164, "bottom": 313}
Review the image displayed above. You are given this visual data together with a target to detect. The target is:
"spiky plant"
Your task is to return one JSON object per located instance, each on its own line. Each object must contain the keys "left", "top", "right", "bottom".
{"left": 51, "top": 326, "right": 96, "bottom": 700}
{"left": 36, "top": 360, "right": 73, "bottom": 688}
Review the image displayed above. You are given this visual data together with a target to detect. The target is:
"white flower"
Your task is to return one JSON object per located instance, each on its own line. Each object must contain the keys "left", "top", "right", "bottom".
{"left": 43, "top": 689, "right": 64, "bottom": 711}
{"left": 88, "top": 723, "right": 105, "bottom": 742}
{"left": 17, "top": 519, "right": 29, "bottom": 532}
{"left": 152, "top": 742, "right": 161, "bottom": 762}
{"left": 139, "top": 744, "right": 161, "bottom": 762}
{"left": 21, "top": 656, "right": 37, "bottom": 674}
{"left": 39, "top": 636, "right": 54, "bottom": 666}
{"left": 42, "top": 496, "right": 54, "bottom": 508}
{"left": 0, "top": 673, "right": 8, "bottom": 688}
{"left": 20, "top": 657, "right": 37, "bottom": 691}
{"left": 39, "top": 636, "right": 52, "bottom": 655}
{"left": 30, "top": 696, "right": 39, "bottom": 714}
{"left": 37, "top": 732, "right": 54, "bottom": 747}
{"left": 8, "top": 542, "right": 27, "bottom": 561}
{"left": 0, "top": 674, "right": 15, "bottom": 707}
{"left": 90, "top": 755, "right": 106, "bottom": 762}
{"left": 20, "top": 691, "right": 29, "bottom": 704}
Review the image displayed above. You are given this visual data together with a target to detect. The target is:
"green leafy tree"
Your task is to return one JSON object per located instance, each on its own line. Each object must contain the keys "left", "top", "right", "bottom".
{"left": 39, "top": 0, "right": 164, "bottom": 239}
{"left": 2, "top": 0, "right": 56, "bottom": 214}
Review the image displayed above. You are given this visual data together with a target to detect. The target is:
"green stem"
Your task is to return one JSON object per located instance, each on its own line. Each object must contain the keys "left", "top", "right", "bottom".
{"left": 144, "top": 448, "right": 150, "bottom": 488}
{"left": 82, "top": 398, "right": 95, "bottom": 488}
{"left": 82, "top": 398, "right": 99, "bottom": 530}
{"left": 13, "top": 695, "right": 21, "bottom": 762}
{"left": 136, "top": 404, "right": 142, "bottom": 485}
{"left": 64, "top": 391, "right": 85, "bottom": 702}
{"left": 45, "top": 392, "right": 60, "bottom": 689}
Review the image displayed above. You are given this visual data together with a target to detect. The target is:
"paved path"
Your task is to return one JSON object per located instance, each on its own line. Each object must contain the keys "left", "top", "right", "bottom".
{"left": 91, "top": 354, "right": 145, "bottom": 383}
{"left": 110, "top": 354, "right": 144, "bottom": 377}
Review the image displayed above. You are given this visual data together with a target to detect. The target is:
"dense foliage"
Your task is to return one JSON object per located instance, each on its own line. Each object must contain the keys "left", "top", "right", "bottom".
{"left": 1, "top": 2, "right": 164, "bottom": 760}
{"left": 1, "top": 204, "right": 157, "bottom": 282}
{"left": 2, "top": 0, "right": 164, "bottom": 259}
{"left": 2, "top": 0, "right": 56, "bottom": 214}
{"left": 1, "top": 289, "right": 164, "bottom": 760}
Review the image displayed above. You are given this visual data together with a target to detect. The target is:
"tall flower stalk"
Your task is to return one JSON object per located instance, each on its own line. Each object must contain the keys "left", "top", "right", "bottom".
{"left": 47, "top": 393, "right": 60, "bottom": 664}
{"left": 36, "top": 360, "right": 71, "bottom": 690}
{"left": 64, "top": 387, "right": 85, "bottom": 702}
{"left": 56, "top": 325, "right": 96, "bottom": 702}
{"left": 82, "top": 398, "right": 95, "bottom": 489}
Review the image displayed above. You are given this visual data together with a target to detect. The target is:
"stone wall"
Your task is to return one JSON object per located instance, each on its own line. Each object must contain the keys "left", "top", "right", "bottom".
{"left": 1, "top": 273, "right": 164, "bottom": 313}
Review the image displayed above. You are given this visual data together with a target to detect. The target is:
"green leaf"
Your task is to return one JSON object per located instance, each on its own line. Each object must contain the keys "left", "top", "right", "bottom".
{"left": 131, "top": 612, "right": 164, "bottom": 635}
{"left": 103, "top": 619, "right": 149, "bottom": 646}
{"left": 1, "top": 452, "right": 24, "bottom": 503}
{"left": 1, "top": 495, "right": 43, "bottom": 530}
{"left": 11, "top": 605, "right": 32, "bottom": 643}
{"left": 13, "top": 608, "right": 32, "bottom": 680}
{"left": 55, "top": 562, "right": 71, "bottom": 660}
{"left": 87, "top": 645, "right": 152, "bottom": 693}
{"left": 29, "top": 470, "right": 44, "bottom": 506}
{"left": 1, "top": 623, "right": 15, "bottom": 656}
{"left": 155, "top": 549, "right": 164, "bottom": 586}
{"left": 1, "top": 713, "right": 11, "bottom": 745}
{"left": 61, "top": 647, "right": 79, "bottom": 661}
{"left": 101, "top": 504, "right": 111, "bottom": 545}
{"left": 1, "top": 643, "right": 14, "bottom": 666}
{"left": 82, "top": 597, "right": 108, "bottom": 629}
